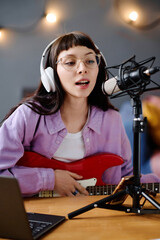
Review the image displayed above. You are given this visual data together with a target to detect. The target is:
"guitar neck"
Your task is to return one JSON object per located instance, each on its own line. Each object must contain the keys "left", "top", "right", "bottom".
{"left": 86, "top": 182, "right": 160, "bottom": 196}
{"left": 36, "top": 182, "right": 160, "bottom": 198}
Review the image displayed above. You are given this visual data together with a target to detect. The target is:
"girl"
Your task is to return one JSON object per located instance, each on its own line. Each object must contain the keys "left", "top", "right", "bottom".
{"left": 0, "top": 31, "right": 159, "bottom": 197}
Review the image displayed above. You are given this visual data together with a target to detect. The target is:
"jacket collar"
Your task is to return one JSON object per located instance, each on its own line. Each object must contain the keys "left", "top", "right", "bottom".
{"left": 85, "top": 106, "right": 103, "bottom": 134}
{"left": 45, "top": 110, "right": 66, "bottom": 134}
{"left": 45, "top": 106, "right": 103, "bottom": 135}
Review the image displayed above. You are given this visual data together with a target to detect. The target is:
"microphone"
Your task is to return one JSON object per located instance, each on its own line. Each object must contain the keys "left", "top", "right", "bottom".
{"left": 103, "top": 66, "right": 160, "bottom": 96}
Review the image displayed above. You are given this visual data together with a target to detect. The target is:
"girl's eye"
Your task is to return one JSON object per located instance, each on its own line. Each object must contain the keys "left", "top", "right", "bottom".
{"left": 63, "top": 57, "right": 76, "bottom": 65}
{"left": 86, "top": 59, "right": 95, "bottom": 65}
{"left": 65, "top": 61, "right": 76, "bottom": 66}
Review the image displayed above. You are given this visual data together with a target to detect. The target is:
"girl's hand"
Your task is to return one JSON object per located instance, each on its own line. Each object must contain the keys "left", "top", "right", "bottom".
{"left": 54, "top": 169, "right": 89, "bottom": 197}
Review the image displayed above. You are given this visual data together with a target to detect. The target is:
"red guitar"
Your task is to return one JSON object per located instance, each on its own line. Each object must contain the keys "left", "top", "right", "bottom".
{"left": 17, "top": 152, "right": 160, "bottom": 198}
{"left": 17, "top": 151, "right": 123, "bottom": 186}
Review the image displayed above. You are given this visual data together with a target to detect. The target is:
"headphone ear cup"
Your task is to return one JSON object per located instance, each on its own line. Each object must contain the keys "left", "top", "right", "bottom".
{"left": 41, "top": 67, "right": 56, "bottom": 92}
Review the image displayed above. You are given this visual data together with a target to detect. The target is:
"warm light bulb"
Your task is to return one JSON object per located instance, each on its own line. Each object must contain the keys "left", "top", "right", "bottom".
{"left": 46, "top": 13, "right": 57, "bottom": 23}
{"left": 0, "top": 31, "right": 2, "bottom": 38}
{"left": 129, "top": 11, "right": 138, "bottom": 22}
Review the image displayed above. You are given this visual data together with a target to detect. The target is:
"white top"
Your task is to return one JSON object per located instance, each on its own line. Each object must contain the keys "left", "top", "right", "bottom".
{"left": 53, "top": 131, "right": 85, "bottom": 162}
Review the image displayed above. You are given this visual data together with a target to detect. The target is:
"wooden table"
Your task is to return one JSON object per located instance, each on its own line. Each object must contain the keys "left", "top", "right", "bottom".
{"left": 23, "top": 194, "right": 160, "bottom": 240}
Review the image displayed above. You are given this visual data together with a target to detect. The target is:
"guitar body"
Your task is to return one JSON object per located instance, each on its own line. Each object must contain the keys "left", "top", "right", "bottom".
{"left": 17, "top": 151, "right": 123, "bottom": 185}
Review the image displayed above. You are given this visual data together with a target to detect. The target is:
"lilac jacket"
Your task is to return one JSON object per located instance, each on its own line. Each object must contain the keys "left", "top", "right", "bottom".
{"left": 0, "top": 104, "right": 159, "bottom": 196}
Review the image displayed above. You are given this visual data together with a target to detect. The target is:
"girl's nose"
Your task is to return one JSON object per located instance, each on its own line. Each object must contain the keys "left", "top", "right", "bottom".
{"left": 77, "top": 60, "right": 88, "bottom": 73}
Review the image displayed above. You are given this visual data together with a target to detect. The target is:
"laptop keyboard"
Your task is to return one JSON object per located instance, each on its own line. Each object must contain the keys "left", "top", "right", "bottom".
{"left": 29, "top": 219, "right": 53, "bottom": 237}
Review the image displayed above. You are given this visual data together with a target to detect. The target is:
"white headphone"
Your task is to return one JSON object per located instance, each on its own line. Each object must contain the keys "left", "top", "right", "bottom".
{"left": 40, "top": 38, "right": 107, "bottom": 93}
{"left": 40, "top": 38, "right": 58, "bottom": 92}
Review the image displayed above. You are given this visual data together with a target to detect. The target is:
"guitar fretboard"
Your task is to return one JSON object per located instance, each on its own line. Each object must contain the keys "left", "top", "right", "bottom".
{"left": 36, "top": 182, "right": 160, "bottom": 198}
{"left": 87, "top": 183, "right": 160, "bottom": 196}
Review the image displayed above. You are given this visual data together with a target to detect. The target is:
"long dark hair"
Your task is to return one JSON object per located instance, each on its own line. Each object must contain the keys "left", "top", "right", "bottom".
{"left": 3, "top": 31, "right": 117, "bottom": 121}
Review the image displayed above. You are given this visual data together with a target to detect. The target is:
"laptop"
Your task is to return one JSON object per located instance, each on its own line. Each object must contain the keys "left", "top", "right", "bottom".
{"left": 0, "top": 175, "right": 66, "bottom": 240}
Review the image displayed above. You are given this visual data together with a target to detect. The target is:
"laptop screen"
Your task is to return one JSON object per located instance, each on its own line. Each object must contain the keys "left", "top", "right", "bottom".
{"left": 0, "top": 175, "right": 65, "bottom": 240}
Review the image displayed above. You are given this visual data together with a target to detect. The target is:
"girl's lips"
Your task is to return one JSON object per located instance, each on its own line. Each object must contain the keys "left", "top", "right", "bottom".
{"left": 75, "top": 79, "right": 90, "bottom": 89}
{"left": 75, "top": 79, "right": 90, "bottom": 85}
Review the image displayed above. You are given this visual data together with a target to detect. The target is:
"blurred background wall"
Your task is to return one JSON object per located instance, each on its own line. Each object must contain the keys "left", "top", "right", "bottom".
{"left": 0, "top": 0, "right": 160, "bottom": 122}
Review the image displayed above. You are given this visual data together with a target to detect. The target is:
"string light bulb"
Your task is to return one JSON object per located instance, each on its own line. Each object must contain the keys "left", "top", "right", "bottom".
{"left": 129, "top": 11, "right": 138, "bottom": 22}
{"left": 46, "top": 13, "right": 57, "bottom": 23}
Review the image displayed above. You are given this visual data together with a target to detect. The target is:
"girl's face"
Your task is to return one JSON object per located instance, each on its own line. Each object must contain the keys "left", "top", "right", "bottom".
{"left": 56, "top": 45, "right": 99, "bottom": 100}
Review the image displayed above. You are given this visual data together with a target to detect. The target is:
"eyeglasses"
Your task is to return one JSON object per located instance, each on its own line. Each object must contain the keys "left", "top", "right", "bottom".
{"left": 56, "top": 54, "right": 101, "bottom": 71}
